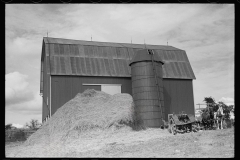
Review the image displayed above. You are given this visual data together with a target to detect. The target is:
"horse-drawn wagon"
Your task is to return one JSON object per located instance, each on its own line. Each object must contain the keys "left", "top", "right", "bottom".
{"left": 168, "top": 113, "right": 198, "bottom": 135}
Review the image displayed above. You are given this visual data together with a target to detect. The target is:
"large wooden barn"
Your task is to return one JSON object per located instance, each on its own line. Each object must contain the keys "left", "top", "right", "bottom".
{"left": 40, "top": 37, "right": 196, "bottom": 126}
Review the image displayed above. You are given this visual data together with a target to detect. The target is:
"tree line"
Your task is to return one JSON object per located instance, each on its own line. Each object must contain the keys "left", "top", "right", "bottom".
{"left": 5, "top": 119, "right": 41, "bottom": 130}
{"left": 203, "top": 96, "right": 234, "bottom": 119}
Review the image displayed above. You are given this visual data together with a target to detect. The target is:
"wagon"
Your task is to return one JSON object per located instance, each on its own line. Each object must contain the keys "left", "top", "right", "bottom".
{"left": 168, "top": 113, "right": 197, "bottom": 135}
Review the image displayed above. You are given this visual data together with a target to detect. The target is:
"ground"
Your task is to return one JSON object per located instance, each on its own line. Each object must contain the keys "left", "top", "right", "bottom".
{"left": 5, "top": 127, "right": 234, "bottom": 158}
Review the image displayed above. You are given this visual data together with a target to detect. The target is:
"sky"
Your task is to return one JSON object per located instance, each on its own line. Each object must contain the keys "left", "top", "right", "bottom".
{"left": 5, "top": 4, "right": 234, "bottom": 127}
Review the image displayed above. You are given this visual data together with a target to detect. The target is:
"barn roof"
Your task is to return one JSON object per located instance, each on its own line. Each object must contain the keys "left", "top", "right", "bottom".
{"left": 129, "top": 49, "right": 164, "bottom": 65}
{"left": 41, "top": 37, "right": 196, "bottom": 79}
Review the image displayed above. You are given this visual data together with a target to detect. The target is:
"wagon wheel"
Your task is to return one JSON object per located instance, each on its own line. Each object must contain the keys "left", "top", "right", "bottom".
{"left": 171, "top": 124, "right": 177, "bottom": 135}
{"left": 168, "top": 115, "right": 173, "bottom": 133}
{"left": 168, "top": 121, "right": 172, "bottom": 133}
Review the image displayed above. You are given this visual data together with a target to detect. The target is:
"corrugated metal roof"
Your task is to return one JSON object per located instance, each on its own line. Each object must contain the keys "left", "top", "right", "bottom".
{"left": 129, "top": 49, "right": 164, "bottom": 65}
{"left": 43, "top": 37, "right": 196, "bottom": 79}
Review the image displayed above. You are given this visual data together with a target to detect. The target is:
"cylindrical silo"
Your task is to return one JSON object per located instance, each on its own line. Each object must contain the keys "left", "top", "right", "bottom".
{"left": 129, "top": 49, "right": 164, "bottom": 128}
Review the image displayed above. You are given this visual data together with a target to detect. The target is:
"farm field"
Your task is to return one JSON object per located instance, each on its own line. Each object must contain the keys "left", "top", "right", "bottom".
{"left": 5, "top": 127, "right": 234, "bottom": 158}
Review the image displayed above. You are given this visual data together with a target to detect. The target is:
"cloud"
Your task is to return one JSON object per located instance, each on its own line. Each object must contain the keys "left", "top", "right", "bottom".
{"left": 6, "top": 4, "right": 67, "bottom": 37}
{"left": 6, "top": 36, "right": 42, "bottom": 57}
{"left": 7, "top": 91, "right": 42, "bottom": 114}
{"left": 6, "top": 109, "right": 42, "bottom": 126}
{"left": 157, "top": 4, "right": 234, "bottom": 50}
{"left": 218, "top": 97, "right": 234, "bottom": 106}
{"left": 107, "top": 4, "right": 200, "bottom": 34}
{"left": 12, "top": 123, "right": 24, "bottom": 128}
{"left": 193, "top": 59, "right": 234, "bottom": 105}
{"left": 5, "top": 72, "right": 34, "bottom": 106}
{"left": 6, "top": 91, "right": 42, "bottom": 126}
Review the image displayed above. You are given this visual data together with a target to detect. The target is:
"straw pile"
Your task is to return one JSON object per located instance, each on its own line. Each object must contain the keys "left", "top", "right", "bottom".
{"left": 25, "top": 89, "right": 144, "bottom": 147}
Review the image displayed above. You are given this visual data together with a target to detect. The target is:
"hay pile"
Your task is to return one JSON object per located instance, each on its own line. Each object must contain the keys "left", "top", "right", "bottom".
{"left": 25, "top": 89, "right": 144, "bottom": 147}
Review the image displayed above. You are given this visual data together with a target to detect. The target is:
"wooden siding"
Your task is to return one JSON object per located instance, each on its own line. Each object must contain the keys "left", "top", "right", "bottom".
{"left": 50, "top": 76, "right": 132, "bottom": 116}
{"left": 163, "top": 79, "right": 195, "bottom": 120}
{"left": 49, "top": 75, "right": 194, "bottom": 122}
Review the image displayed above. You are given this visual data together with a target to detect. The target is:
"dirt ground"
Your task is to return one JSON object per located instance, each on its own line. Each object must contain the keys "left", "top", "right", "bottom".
{"left": 5, "top": 127, "right": 234, "bottom": 158}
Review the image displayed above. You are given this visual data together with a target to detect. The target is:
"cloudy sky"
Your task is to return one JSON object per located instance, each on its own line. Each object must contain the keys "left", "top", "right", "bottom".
{"left": 5, "top": 4, "right": 234, "bottom": 127}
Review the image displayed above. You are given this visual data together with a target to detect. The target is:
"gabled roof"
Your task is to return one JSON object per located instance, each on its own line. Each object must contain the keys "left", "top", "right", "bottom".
{"left": 41, "top": 37, "right": 196, "bottom": 79}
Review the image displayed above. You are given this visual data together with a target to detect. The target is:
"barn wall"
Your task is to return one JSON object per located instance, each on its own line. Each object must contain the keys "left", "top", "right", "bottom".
{"left": 163, "top": 79, "right": 195, "bottom": 120}
{"left": 42, "top": 55, "right": 47, "bottom": 121}
{"left": 42, "top": 45, "right": 51, "bottom": 122}
{"left": 50, "top": 75, "right": 132, "bottom": 116}
{"left": 49, "top": 75, "right": 195, "bottom": 121}
{"left": 42, "top": 60, "right": 46, "bottom": 122}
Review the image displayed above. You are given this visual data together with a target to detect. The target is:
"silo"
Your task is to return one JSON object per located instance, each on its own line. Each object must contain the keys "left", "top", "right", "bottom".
{"left": 129, "top": 49, "right": 164, "bottom": 128}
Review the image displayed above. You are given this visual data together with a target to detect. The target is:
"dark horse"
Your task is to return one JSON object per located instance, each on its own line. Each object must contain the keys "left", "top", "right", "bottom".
{"left": 201, "top": 106, "right": 214, "bottom": 130}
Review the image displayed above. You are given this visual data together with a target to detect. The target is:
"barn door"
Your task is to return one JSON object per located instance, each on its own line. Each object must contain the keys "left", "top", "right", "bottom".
{"left": 101, "top": 85, "right": 121, "bottom": 95}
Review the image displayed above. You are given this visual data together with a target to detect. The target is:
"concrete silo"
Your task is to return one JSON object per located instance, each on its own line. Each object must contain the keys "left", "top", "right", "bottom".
{"left": 129, "top": 49, "right": 164, "bottom": 128}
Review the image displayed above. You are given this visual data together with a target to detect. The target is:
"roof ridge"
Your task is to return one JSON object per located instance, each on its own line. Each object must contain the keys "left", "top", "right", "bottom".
{"left": 43, "top": 37, "right": 183, "bottom": 51}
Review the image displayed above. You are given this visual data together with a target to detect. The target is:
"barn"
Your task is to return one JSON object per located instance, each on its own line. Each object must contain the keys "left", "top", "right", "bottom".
{"left": 40, "top": 37, "right": 196, "bottom": 127}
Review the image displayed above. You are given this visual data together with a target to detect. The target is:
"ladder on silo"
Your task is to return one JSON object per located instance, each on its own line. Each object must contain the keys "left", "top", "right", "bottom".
{"left": 148, "top": 49, "right": 164, "bottom": 121}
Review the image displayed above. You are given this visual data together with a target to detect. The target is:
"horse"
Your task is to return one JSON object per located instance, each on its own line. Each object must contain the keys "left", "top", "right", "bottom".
{"left": 201, "top": 109, "right": 210, "bottom": 130}
{"left": 216, "top": 105, "right": 224, "bottom": 129}
{"left": 214, "top": 111, "right": 218, "bottom": 127}
{"left": 208, "top": 106, "right": 215, "bottom": 128}
{"left": 195, "top": 110, "right": 203, "bottom": 128}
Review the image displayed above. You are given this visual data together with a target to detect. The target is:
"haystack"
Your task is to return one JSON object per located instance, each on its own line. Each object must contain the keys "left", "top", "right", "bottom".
{"left": 25, "top": 89, "right": 144, "bottom": 146}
